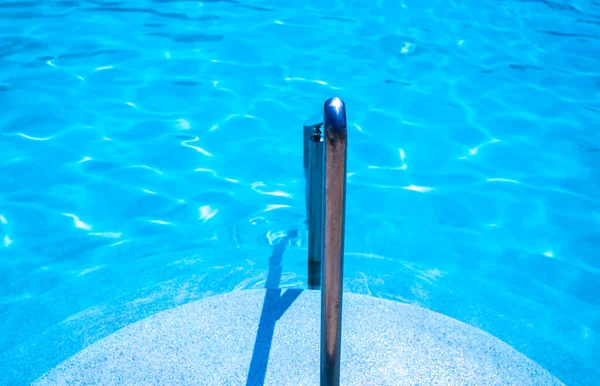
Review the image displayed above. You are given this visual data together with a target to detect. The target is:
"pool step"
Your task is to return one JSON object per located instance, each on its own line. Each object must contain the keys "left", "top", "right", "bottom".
{"left": 34, "top": 289, "right": 562, "bottom": 386}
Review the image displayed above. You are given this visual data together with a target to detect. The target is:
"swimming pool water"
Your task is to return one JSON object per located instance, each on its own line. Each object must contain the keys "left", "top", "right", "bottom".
{"left": 0, "top": 0, "right": 599, "bottom": 384}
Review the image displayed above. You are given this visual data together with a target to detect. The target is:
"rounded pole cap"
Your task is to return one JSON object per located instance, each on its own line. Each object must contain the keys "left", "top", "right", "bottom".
{"left": 324, "top": 97, "right": 347, "bottom": 136}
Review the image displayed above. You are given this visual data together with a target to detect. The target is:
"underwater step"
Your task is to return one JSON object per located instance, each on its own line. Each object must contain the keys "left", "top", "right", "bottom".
{"left": 34, "top": 289, "right": 562, "bottom": 386}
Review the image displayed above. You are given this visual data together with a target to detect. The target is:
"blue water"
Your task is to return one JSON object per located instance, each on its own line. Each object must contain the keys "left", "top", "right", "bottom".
{"left": 0, "top": 0, "right": 599, "bottom": 384}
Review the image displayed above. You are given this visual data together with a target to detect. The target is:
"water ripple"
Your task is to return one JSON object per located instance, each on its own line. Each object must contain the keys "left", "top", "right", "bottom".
{"left": 536, "top": 29, "right": 599, "bottom": 39}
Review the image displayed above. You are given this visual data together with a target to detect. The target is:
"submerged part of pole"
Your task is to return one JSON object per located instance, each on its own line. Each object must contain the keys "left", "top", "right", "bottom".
{"left": 308, "top": 126, "right": 324, "bottom": 289}
{"left": 320, "top": 97, "right": 347, "bottom": 386}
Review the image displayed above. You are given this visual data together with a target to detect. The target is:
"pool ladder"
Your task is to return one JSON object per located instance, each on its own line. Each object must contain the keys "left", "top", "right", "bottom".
{"left": 303, "top": 97, "right": 347, "bottom": 386}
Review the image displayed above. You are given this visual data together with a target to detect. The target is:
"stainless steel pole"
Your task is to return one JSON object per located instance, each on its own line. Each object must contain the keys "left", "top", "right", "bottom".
{"left": 304, "top": 123, "right": 312, "bottom": 216}
{"left": 320, "top": 97, "right": 347, "bottom": 386}
{"left": 307, "top": 125, "right": 324, "bottom": 289}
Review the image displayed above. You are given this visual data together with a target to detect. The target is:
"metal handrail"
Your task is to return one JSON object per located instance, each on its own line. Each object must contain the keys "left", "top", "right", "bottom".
{"left": 305, "top": 122, "right": 324, "bottom": 289}
{"left": 305, "top": 97, "right": 348, "bottom": 386}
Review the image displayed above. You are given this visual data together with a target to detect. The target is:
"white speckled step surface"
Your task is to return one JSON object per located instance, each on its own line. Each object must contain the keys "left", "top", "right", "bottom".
{"left": 35, "top": 289, "right": 563, "bottom": 386}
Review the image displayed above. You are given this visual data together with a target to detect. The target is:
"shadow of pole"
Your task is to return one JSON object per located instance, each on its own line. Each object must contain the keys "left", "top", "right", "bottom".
{"left": 246, "top": 232, "right": 303, "bottom": 386}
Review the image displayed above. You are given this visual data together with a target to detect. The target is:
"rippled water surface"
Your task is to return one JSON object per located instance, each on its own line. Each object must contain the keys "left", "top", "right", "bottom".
{"left": 1, "top": 0, "right": 599, "bottom": 384}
